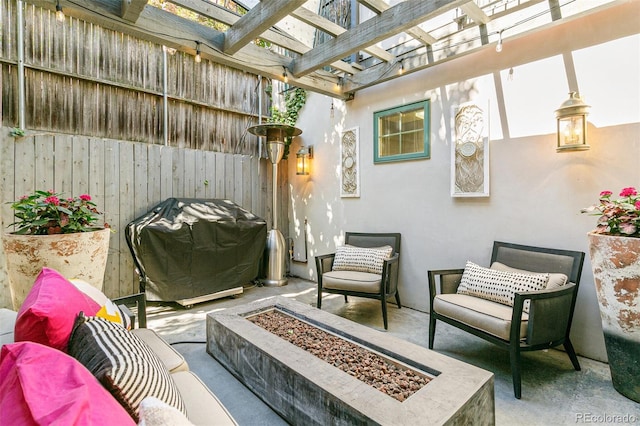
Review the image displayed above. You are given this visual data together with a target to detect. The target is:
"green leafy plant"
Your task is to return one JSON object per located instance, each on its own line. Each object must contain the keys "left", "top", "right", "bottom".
{"left": 267, "top": 86, "right": 307, "bottom": 158}
{"left": 8, "top": 190, "right": 109, "bottom": 235}
{"left": 582, "top": 187, "right": 640, "bottom": 237}
{"left": 10, "top": 128, "right": 25, "bottom": 138}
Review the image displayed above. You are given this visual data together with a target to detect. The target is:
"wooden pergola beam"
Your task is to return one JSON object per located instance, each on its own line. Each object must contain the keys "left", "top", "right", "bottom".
{"left": 121, "top": 0, "right": 147, "bottom": 23}
{"left": 460, "top": 1, "right": 490, "bottom": 24}
{"left": 292, "top": 0, "right": 466, "bottom": 77}
{"left": 172, "top": 0, "right": 360, "bottom": 75}
{"left": 223, "top": 0, "right": 306, "bottom": 55}
{"left": 358, "top": 0, "right": 437, "bottom": 45}
{"left": 291, "top": 6, "right": 394, "bottom": 63}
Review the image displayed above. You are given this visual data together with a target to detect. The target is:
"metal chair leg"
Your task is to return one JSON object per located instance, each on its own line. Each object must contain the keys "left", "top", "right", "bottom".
{"left": 428, "top": 316, "right": 437, "bottom": 349}
{"left": 510, "top": 343, "right": 522, "bottom": 399}
{"left": 564, "top": 338, "right": 581, "bottom": 371}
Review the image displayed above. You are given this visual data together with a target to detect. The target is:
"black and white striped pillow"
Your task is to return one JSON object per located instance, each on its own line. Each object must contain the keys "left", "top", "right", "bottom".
{"left": 457, "top": 261, "right": 549, "bottom": 313}
{"left": 68, "top": 314, "right": 186, "bottom": 422}
{"left": 332, "top": 244, "right": 393, "bottom": 274}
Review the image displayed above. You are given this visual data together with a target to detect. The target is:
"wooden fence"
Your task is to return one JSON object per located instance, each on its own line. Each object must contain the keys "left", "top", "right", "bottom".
{"left": 0, "top": 1, "right": 291, "bottom": 309}
{"left": 0, "top": 0, "right": 270, "bottom": 153}
{"left": 0, "top": 129, "right": 289, "bottom": 309}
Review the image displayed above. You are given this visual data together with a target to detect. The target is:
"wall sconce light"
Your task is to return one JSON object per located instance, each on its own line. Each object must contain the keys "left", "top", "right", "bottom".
{"left": 296, "top": 145, "right": 313, "bottom": 175}
{"left": 555, "top": 92, "right": 590, "bottom": 152}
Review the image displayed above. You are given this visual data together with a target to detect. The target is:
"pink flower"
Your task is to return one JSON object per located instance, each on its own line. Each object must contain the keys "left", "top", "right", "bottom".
{"left": 45, "top": 196, "right": 60, "bottom": 206}
{"left": 599, "top": 190, "right": 612, "bottom": 197}
{"left": 79, "top": 194, "right": 92, "bottom": 201}
{"left": 67, "top": 198, "right": 74, "bottom": 202}
{"left": 619, "top": 187, "right": 637, "bottom": 197}
{"left": 635, "top": 200, "right": 640, "bottom": 211}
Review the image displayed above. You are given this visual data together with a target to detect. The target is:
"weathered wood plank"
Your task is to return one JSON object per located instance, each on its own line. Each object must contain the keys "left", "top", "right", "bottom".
{"left": 215, "top": 152, "right": 226, "bottom": 198}
{"left": 13, "top": 138, "right": 35, "bottom": 209}
{"left": 160, "top": 146, "right": 173, "bottom": 201}
{"left": 34, "top": 134, "right": 55, "bottom": 190}
{"left": 118, "top": 141, "right": 135, "bottom": 295}
{"left": 53, "top": 135, "right": 73, "bottom": 195}
{"left": 133, "top": 142, "right": 149, "bottom": 219}
{"left": 102, "top": 139, "right": 120, "bottom": 299}
{"left": 72, "top": 135, "right": 90, "bottom": 196}
{"left": 184, "top": 148, "right": 196, "bottom": 198}
{"left": 204, "top": 151, "right": 216, "bottom": 199}
{"left": 194, "top": 150, "right": 206, "bottom": 198}
{"left": 225, "top": 154, "right": 235, "bottom": 202}
{"left": 172, "top": 148, "right": 185, "bottom": 196}
{"left": 147, "top": 144, "right": 162, "bottom": 207}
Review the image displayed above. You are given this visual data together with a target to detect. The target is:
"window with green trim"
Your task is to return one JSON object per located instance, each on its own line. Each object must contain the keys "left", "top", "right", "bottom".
{"left": 374, "top": 100, "right": 430, "bottom": 163}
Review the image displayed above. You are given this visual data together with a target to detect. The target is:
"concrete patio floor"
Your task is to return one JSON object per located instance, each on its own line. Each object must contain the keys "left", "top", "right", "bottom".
{"left": 146, "top": 277, "right": 639, "bottom": 425}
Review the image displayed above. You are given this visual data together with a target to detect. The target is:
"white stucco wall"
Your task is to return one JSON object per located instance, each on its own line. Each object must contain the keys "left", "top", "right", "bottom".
{"left": 287, "top": 3, "right": 640, "bottom": 362}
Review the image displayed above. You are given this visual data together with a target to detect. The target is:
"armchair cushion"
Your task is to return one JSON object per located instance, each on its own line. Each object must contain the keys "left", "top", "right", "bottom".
{"left": 434, "top": 294, "right": 529, "bottom": 341}
{"left": 490, "top": 262, "right": 568, "bottom": 289}
{"left": 332, "top": 244, "right": 393, "bottom": 274}
{"left": 322, "top": 270, "right": 382, "bottom": 293}
{"left": 457, "top": 261, "right": 548, "bottom": 313}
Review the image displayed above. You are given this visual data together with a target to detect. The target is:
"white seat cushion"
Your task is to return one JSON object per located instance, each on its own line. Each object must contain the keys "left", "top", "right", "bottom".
{"left": 132, "top": 328, "right": 189, "bottom": 373}
{"left": 322, "top": 270, "right": 382, "bottom": 293}
{"left": 433, "top": 293, "right": 528, "bottom": 341}
{"left": 171, "top": 371, "right": 238, "bottom": 426}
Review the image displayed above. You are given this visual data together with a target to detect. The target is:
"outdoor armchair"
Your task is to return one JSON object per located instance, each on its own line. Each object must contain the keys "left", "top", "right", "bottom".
{"left": 428, "top": 241, "right": 585, "bottom": 399}
{"left": 315, "top": 232, "right": 401, "bottom": 330}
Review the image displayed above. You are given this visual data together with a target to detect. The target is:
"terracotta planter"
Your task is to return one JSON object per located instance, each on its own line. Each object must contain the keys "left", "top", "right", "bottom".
{"left": 587, "top": 232, "right": 640, "bottom": 402}
{"left": 3, "top": 228, "right": 111, "bottom": 310}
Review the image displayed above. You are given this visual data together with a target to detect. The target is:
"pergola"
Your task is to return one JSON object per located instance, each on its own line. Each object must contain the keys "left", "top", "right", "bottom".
{"left": 29, "top": 0, "right": 618, "bottom": 99}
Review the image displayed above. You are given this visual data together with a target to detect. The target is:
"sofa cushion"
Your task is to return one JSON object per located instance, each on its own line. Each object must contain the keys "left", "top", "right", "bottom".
{"left": 70, "top": 279, "right": 132, "bottom": 329}
{"left": 322, "top": 270, "right": 382, "bottom": 293}
{"left": 14, "top": 267, "right": 101, "bottom": 352}
{"left": 68, "top": 314, "right": 186, "bottom": 422}
{"left": 132, "top": 328, "right": 189, "bottom": 373}
{"left": 171, "top": 371, "right": 238, "bottom": 426}
{"left": 0, "top": 309, "right": 17, "bottom": 348}
{"left": 434, "top": 293, "right": 529, "bottom": 341}
{"left": 457, "top": 261, "right": 549, "bottom": 313}
{"left": 332, "top": 244, "right": 393, "bottom": 274}
{"left": 490, "top": 261, "right": 568, "bottom": 289}
{"left": 0, "top": 341, "right": 135, "bottom": 426}
{"left": 139, "top": 396, "right": 194, "bottom": 426}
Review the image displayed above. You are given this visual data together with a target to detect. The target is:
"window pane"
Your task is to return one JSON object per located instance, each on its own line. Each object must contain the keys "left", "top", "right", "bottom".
{"left": 401, "top": 109, "right": 423, "bottom": 132}
{"left": 380, "top": 134, "right": 400, "bottom": 156}
{"left": 379, "top": 115, "right": 400, "bottom": 136}
{"left": 401, "top": 130, "right": 424, "bottom": 154}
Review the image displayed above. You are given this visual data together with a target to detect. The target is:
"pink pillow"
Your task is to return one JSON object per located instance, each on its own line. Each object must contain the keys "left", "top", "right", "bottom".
{"left": 0, "top": 341, "right": 136, "bottom": 425}
{"left": 14, "top": 267, "right": 101, "bottom": 352}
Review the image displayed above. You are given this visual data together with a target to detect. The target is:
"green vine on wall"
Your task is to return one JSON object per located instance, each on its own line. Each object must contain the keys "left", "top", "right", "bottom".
{"left": 266, "top": 86, "right": 307, "bottom": 159}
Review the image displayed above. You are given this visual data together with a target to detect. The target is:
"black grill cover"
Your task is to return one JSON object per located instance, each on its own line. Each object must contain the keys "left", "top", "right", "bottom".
{"left": 125, "top": 198, "right": 267, "bottom": 302}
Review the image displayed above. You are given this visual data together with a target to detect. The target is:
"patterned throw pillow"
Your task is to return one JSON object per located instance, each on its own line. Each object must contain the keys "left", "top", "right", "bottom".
{"left": 332, "top": 244, "right": 393, "bottom": 275}
{"left": 68, "top": 314, "right": 186, "bottom": 422}
{"left": 457, "top": 261, "right": 549, "bottom": 313}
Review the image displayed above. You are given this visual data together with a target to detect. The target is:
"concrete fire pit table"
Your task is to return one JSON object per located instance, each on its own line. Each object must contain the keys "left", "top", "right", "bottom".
{"left": 206, "top": 296, "right": 494, "bottom": 425}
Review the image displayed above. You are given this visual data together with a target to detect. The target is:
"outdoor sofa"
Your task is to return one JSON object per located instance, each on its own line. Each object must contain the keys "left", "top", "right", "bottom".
{"left": 0, "top": 267, "right": 236, "bottom": 425}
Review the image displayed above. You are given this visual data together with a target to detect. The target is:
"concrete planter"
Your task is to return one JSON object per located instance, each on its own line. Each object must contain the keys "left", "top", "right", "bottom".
{"left": 587, "top": 232, "right": 640, "bottom": 402}
{"left": 3, "top": 228, "right": 111, "bottom": 310}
